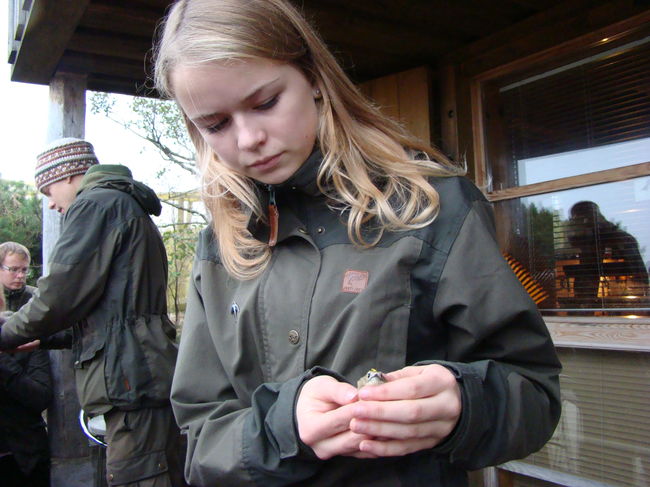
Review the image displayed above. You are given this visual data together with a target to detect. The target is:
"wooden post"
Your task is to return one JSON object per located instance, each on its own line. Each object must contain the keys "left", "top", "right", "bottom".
{"left": 44, "top": 72, "right": 97, "bottom": 487}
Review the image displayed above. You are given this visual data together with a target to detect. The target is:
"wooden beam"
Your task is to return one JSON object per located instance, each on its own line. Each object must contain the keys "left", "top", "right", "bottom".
{"left": 57, "top": 52, "right": 147, "bottom": 82}
{"left": 303, "top": 4, "right": 456, "bottom": 58}
{"left": 69, "top": 31, "right": 152, "bottom": 62}
{"left": 447, "top": 0, "right": 650, "bottom": 77}
{"left": 80, "top": 3, "right": 164, "bottom": 37}
{"left": 485, "top": 162, "right": 650, "bottom": 202}
{"left": 302, "top": 0, "right": 523, "bottom": 41}
{"left": 10, "top": 0, "right": 91, "bottom": 85}
{"left": 45, "top": 73, "right": 95, "bottom": 487}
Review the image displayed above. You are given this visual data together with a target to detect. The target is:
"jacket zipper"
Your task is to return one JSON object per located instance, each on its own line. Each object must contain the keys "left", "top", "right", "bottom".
{"left": 267, "top": 185, "right": 279, "bottom": 247}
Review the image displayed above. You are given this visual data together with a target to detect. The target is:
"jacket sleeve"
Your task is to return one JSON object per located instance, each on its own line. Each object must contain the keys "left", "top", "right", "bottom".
{"left": 0, "top": 199, "right": 116, "bottom": 349}
{"left": 428, "top": 199, "right": 562, "bottom": 469}
{"left": 0, "top": 350, "right": 53, "bottom": 413}
{"left": 39, "top": 329, "right": 74, "bottom": 350}
{"left": 171, "top": 258, "right": 324, "bottom": 487}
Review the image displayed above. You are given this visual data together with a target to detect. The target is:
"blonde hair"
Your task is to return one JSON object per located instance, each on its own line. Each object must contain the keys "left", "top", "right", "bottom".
{"left": 0, "top": 242, "right": 31, "bottom": 265}
{"left": 154, "top": 0, "right": 462, "bottom": 279}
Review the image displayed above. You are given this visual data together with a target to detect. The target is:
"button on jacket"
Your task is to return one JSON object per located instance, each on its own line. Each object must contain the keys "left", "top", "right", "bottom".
{"left": 0, "top": 167, "right": 178, "bottom": 414}
{"left": 172, "top": 151, "right": 562, "bottom": 486}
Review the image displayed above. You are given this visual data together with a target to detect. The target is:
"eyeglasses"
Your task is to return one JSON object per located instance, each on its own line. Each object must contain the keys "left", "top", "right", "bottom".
{"left": 0, "top": 264, "right": 30, "bottom": 275}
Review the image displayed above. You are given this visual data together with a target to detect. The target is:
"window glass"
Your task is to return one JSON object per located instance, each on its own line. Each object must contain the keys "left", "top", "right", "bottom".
{"left": 484, "top": 37, "right": 650, "bottom": 190}
{"left": 494, "top": 178, "right": 650, "bottom": 315}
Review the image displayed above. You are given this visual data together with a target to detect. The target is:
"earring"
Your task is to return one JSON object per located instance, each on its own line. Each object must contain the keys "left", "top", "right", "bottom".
{"left": 313, "top": 88, "right": 322, "bottom": 99}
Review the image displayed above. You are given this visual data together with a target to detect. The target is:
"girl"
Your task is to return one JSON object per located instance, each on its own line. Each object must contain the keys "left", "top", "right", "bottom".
{"left": 153, "top": 1, "right": 561, "bottom": 485}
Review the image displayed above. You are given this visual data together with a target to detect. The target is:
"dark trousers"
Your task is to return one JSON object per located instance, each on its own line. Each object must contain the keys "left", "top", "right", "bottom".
{"left": 0, "top": 454, "right": 50, "bottom": 487}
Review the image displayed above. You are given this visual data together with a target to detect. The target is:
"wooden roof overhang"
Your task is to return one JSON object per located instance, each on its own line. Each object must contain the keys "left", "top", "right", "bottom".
{"left": 8, "top": 0, "right": 650, "bottom": 97}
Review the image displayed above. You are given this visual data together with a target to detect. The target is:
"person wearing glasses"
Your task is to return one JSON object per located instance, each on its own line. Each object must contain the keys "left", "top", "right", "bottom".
{"left": 0, "top": 244, "right": 53, "bottom": 487}
{"left": 0, "top": 242, "right": 34, "bottom": 312}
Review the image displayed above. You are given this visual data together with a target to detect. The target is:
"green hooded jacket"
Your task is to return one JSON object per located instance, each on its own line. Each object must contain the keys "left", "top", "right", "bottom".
{"left": 1, "top": 165, "right": 177, "bottom": 414}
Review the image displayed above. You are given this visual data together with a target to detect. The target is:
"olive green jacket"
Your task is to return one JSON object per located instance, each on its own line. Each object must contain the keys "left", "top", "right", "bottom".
{"left": 1, "top": 165, "right": 177, "bottom": 414}
{"left": 171, "top": 152, "right": 562, "bottom": 486}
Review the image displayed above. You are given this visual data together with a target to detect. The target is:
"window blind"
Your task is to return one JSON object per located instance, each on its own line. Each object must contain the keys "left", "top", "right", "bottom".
{"left": 499, "top": 38, "right": 650, "bottom": 164}
{"left": 514, "top": 348, "right": 650, "bottom": 487}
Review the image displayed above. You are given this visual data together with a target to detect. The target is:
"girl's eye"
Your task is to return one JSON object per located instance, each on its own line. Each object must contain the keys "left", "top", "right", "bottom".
{"left": 205, "top": 118, "right": 230, "bottom": 134}
{"left": 255, "top": 95, "right": 279, "bottom": 111}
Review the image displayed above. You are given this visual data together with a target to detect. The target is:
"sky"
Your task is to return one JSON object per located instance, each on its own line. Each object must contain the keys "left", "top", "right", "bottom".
{"left": 0, "top": 9, "right": 198, "bottom": 195}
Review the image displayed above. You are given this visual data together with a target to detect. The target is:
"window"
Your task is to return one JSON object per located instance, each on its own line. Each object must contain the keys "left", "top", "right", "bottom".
{"left": 482, "top": 36, "right": 650, "bottom": 317}
{"left": 475, "top": 28, "right": 650, "bottom": 487}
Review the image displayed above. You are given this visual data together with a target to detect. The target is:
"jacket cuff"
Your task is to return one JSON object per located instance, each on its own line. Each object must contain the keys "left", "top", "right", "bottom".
{"left": 417, "top": 360, "right": 489, "bottom": 462}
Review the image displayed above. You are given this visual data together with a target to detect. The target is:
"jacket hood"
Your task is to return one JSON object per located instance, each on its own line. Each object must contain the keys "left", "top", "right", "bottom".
{"left": 78, "top": 165, "right": 162, "bottom": 216}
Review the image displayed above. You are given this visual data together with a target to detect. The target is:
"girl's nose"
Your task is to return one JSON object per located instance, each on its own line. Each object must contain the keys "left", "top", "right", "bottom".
{"left": 236, "top": 119, "right": 266, "bottom": 151}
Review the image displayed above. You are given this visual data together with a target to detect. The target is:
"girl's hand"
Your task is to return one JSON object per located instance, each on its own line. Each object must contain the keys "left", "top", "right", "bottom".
{"left": 348, "top": 364, "right": 461, "bottom": 457}
{"left": 296, "top": 375, "right": 376, "bottom": 460}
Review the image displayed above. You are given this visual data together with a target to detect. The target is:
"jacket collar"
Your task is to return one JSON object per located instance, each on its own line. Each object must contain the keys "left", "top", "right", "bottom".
{"left": 273, "top": 147, "right": 323, "bottom": 198}
{"left": 77, "top": 164, "right": 162, "bottom": 216}
{"left": 247, "top": 147, "right": 324, "bottom": 243}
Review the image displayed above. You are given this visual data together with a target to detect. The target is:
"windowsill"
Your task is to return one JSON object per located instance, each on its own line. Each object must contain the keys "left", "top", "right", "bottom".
{"left": 543, "top": 316, "right": 650, "bottom": 352}
{"left": 499, "top": 461, "right": 616, "bottom": 487}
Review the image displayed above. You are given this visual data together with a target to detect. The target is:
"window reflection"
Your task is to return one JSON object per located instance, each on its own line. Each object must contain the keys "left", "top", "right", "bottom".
{"left": 494, "top": 178, "right": 650, "bottom": 315}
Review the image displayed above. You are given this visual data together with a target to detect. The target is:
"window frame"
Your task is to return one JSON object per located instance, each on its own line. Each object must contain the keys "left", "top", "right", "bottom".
{"left": 461, "top": 23, "right": 650, "bottom": 340}
{"left": 440, "top": 11, "right": 650, "bottom": 487}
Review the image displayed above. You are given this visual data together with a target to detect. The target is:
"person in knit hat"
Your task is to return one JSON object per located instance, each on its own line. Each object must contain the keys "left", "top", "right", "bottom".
{"left": 34, "top": 138, "right": 99, "bottom": 213}
{"left": 1, "top": 138, "right": 186, "bottom": 486}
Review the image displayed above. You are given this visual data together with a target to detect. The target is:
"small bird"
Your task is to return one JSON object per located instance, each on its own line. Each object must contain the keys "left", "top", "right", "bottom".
{"left": 357, "top": 369, "right": 387, "bottom": 389}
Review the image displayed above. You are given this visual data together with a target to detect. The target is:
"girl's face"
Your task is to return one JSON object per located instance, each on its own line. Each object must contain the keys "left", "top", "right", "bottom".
{"left": 172, "top": 58, "right": 320, "bottom": 185}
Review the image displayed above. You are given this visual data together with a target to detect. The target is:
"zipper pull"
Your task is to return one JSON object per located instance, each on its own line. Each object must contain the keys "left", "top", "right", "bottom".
{"left": 267, "top": 186, "right": 279, "bottom": 247}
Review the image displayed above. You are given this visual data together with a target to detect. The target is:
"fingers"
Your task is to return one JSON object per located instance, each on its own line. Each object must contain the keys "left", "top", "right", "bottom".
{"left": 299, "top": 402, "right": 358, "bottom": 446}
{"left": 349, "top": 364, "right": 462, "bottom": 454}
{"left": 358, "top": 364, "right": 457, "bottom": 402}
{"left": 350, "top": 412, "right": 458, "bottom": 442}
{"left": 296, "top": 366, "right": 462, "bottom": 460}
{"left": 15, "top": 339, "right": 41, "bottom": 352}
{"left": 310, "top": 425, "right": 375, "bottom": 460}
{"left": 358, "top": 437, "right": 440, "bottom": 457}
{"left": 300, "top": 375, "right": 358, "bottom": 408}
{"left": 353, "top": 389, "right": 461, "bottom": 425}
{"left": 296, "top": 376, "right": 363, "bottom": 459}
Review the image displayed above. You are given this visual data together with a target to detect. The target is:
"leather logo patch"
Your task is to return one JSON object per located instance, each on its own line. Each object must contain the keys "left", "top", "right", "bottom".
{"left": 342, "top": 270, "right": 369, "bottom": 293}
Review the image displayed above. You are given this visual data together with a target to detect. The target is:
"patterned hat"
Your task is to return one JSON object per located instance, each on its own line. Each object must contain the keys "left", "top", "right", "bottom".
{"left": 35, "top": 138, "right": 99, "bottom": 192}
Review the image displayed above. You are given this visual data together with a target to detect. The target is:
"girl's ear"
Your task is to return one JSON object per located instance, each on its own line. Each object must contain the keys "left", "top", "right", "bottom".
{"left": 313, "top": 87, "right": 322, "bottom": 100}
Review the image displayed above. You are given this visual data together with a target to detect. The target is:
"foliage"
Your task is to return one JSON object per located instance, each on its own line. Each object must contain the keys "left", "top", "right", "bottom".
{"left": 162, "top": 222, "right": 201, "bottom": 329}
{"left": 527, "top": 202, "right": 556, "bottom": 269}
{"left": 90, "top": 92, "right": 198, "bottom": 179}
{"left": 0, "top": 180, "right": 43, "bottom": 284}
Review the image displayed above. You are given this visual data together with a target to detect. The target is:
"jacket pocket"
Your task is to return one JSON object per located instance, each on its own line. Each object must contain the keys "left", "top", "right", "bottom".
{"left": 74, "top": 317, "right": 107, "bottom": 367}
{"left": 104, "top": 315, "right": 178, "bottom": 409}
{"left": 75, "top": 347, "right": 111, "bottom": 414}
{"left": 74, "top": 318, "right": 111, "bottom": 413}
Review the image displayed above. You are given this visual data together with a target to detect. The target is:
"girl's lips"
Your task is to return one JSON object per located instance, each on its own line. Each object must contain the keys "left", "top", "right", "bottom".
{"left": 250, "top": 153, "right": 282, "bottom": 170}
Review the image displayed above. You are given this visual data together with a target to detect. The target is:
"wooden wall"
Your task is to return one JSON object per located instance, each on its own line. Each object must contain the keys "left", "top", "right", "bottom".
{"left": 359, "top": 66, "right": 434, "bottom": 145}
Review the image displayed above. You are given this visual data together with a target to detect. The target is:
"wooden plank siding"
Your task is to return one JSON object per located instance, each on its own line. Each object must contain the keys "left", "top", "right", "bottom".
{"left": 359, "top": 66, "right": 433, "bottom": 145}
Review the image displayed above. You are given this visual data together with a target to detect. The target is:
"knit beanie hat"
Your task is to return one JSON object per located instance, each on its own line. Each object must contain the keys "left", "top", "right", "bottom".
{"left": 35, "top": 138, "right": 99, "bottom": 192}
